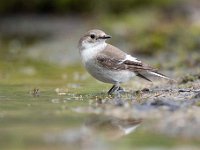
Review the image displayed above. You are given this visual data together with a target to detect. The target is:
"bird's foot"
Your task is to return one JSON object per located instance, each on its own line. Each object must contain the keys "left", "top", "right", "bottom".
{"left": 117, "top": 86, "right": 125, "bottom": 94}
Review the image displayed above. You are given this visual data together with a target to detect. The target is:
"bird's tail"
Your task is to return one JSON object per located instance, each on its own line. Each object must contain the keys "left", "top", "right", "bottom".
{"left": 148, "top": 71, "right": 174, "bottom": 81}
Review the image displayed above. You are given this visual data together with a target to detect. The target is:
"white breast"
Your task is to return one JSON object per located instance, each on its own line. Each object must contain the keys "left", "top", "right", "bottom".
{"left": 81, "top": 43, "right": 107, "bottom": 63}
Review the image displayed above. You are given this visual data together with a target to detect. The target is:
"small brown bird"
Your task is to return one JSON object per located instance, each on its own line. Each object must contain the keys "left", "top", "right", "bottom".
{"left": 78, "top": 29, "right": 171, "bottom": 94}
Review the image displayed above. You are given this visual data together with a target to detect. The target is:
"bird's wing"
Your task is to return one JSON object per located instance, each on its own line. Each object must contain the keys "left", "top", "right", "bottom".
{"left": 96, "top": 44, "right": 170, "bottom": 81}
{"left": 96, "top": 44, "right": 156, "bottom": 72}
{"left": 97, "top": 54, "right": 155, "bottom": 71}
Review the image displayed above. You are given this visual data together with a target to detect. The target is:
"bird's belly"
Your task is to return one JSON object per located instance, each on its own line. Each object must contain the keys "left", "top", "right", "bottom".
{"left": 85, "top": 60, "right": 135, "bottom": 84}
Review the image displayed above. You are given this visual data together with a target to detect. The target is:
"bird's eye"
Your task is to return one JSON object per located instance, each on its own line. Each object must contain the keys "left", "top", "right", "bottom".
{"left": 90, "top": 34, "right": 95, "bottom": 39}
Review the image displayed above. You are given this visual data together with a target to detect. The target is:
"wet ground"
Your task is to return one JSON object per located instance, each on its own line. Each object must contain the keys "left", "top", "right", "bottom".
{"left": 0, "top": 15, "right": 200, "bottom": 150}
{"left": 0, "top": 78, "right": 200, "bottom": 150}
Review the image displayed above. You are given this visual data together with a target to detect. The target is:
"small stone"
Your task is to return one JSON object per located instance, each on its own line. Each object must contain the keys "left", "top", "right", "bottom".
{"left": 141, "top": 88, "right": 150, "bottom": 92}
{"left": 30, "top": 88, "right": 40, "bottom": 97}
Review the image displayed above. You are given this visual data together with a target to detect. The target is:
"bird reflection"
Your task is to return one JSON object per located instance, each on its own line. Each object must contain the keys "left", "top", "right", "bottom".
{"left": 83, "top": 115, "right": 142, "bottom": 140}
{"left": 44, "top": 114, "right": 142, "bottom": 150}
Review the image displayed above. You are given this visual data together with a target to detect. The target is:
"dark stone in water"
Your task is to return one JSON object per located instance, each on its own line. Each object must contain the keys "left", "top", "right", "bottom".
{"left": 193, "top": 92, "right": 200, "bottom": 99}
{"left": 178, "top": 89, "right": 191, "bottom": 92}
{"left": 141, "top": 88, "right": 150, "bottom": 92}
{"left": 150, "top": 99, "right": 180, "bottom": 111}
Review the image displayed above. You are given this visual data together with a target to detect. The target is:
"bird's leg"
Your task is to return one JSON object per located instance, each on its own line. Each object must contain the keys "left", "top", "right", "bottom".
{"left": 108, "top": 85, "right": 119, "bottom": 95}
{"left": 108, "top": 84, "right": 124, "bottom": 95}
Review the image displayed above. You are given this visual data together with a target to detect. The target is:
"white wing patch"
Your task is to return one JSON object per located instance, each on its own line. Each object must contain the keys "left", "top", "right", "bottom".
{"left": 125, "top": 54, "right": 141, "bottom": 63}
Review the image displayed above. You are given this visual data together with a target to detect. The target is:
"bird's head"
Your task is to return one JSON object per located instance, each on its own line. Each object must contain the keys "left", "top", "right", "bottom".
{"left": 79, "top": 29, "right": 111, "bottom": 50}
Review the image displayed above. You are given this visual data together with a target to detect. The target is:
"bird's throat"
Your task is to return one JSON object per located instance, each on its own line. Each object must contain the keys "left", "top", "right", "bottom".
{"left": 81, "top": 43, "right": 107, "bottom": 63}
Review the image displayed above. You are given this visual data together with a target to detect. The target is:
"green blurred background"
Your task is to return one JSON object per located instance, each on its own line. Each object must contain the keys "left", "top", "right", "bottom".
{"left": 0, "top": 0, "right": 199, "bottom": 73}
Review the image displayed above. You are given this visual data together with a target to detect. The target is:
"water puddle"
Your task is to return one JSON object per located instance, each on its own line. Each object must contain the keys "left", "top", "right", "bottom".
{"left": 0, "top": 84, "right": 200, "bottom": 150}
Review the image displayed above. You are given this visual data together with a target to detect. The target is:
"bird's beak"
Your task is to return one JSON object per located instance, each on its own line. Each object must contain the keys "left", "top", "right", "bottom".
{"left": 98, "top": 35, "right": 111, "bottom": 39}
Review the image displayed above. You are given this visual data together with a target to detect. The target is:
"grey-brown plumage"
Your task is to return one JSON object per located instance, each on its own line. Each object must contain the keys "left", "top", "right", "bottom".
{"left": 97, "top": 44, "right": 154, "bottom": 71}
{"left": 78, "top": 29, "right": 171, "bottom": 94}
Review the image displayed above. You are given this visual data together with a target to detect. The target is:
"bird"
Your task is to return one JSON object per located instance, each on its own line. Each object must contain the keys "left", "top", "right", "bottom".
{"left": 78, "top": 29, "right": 171, "bottom": 95}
